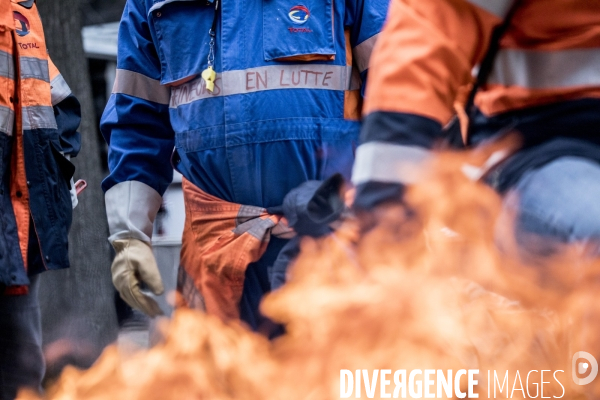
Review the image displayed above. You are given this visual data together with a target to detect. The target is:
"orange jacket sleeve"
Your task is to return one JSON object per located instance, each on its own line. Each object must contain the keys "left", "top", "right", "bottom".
{"left": 352, "top": 0, "right": 508, "bottom": 209}
{"left": 364, "top": 0, "right": 502, "bottom": 124}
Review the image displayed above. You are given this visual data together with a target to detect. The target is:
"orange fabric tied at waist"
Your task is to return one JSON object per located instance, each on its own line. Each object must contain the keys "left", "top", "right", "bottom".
{"left": 179, "top": 178, "right": 295, "bottom": 321}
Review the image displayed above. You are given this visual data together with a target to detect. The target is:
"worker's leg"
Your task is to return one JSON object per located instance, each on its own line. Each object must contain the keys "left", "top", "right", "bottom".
{"left": 0, "top": 275, "right": 44, "bottom": 400}
{"left": 239, "top": 237, "right": 288, "bottom": 333}
{"left": 497, "top": 157, "right": 600, "bottom": 261}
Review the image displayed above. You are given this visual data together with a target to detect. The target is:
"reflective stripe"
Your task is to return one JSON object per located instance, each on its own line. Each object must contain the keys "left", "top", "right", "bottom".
{"left": 22, "top": 106, "right": 57, "bottom": 130}
{"left": 105, "top": 180, "right": 163, "bottom": 243}
{"left": 113, "top": 69, "right": 171, "bottom": 105}
{"left": 0, "top": 105, "right": 15, "bottom": 136}
{"left": 148, "top": 0, "right": 196, "bottom": 13}
{"left": 170, "top": 65, "right": 358, "bottom": 108}
{"left": 350, "top": 66, "right": 361, "bottom": 91}
{"left": 351, "top": 142, "right": 431, "bottom": 186}
{"left": 19, "top": 57, "right": 50, "bottom": 82}
{"left": 50, "top": 74, "right": 72, "bottom": 106}
{"left": 488, "top": 48, "right": 600, "bottom": 89}
{"left": 466, "top": 0, "right": 513, "bottom": 18}
{"left": 0, "top": 50, "right": 15, "bottom": 80}
{"left": 353, "top": 33, "right": 380, "bottom": 73}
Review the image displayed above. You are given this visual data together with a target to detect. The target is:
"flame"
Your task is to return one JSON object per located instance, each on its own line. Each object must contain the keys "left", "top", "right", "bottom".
{"left": 19, "top": 141, "right": 600, "bottom": 399}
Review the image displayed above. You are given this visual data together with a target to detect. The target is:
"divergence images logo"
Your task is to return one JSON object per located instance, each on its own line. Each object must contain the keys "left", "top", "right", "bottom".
{"left": 572, "top": 351, "right": 599, "bottom": 385}
{"left": 14, "top": 12, "right": 30, "bottom": 37}
{"left": 288, "top": 5, "right": 310, "bottom": 25}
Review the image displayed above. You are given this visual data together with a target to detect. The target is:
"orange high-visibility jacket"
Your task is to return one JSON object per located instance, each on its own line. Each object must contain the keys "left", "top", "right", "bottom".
{"left": 352, "top": 0, "right": 600, "bottom": 206}
{"left": 1, "top": 0, "right": 81, "bottom": 293}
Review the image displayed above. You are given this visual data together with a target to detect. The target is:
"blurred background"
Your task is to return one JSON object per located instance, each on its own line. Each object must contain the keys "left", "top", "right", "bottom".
{"left": 35, "top": 0, "right": 182, "bottom": 383}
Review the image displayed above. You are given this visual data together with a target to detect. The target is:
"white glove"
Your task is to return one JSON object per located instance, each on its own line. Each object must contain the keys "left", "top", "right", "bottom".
{"left": 105, "top": 181, "right": 164, "bottom": 317}
{"left": 111, "top": 238, "right": 164, "bottom": 317}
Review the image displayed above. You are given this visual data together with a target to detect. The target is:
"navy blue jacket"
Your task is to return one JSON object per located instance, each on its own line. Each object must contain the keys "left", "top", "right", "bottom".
{"left": 0, "top": 1, "right": 81, "bottom": 289}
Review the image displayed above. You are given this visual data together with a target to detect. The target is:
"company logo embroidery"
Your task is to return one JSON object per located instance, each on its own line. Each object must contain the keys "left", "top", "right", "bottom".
{"left": 288, "top": 5, "right": 310, "bottom": 25}
{"left": 14, "top": 12, "right": 30, "bottom": 37}
{"left": 288, "top": 27, "right": 312, "bottom": 33}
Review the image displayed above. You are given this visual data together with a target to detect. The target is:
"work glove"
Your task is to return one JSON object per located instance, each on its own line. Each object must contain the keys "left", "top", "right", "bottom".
{"left": 271, "top": 173, "right": 346, "bottom": 237}
{"left": 268, "top": 173, "right": 347, "bottom": 289}
{"left": 105, "top": 180, "right": 165, "bottom": 317}
{"left": 110, "top": 238, "right": 164, "bottom": 317}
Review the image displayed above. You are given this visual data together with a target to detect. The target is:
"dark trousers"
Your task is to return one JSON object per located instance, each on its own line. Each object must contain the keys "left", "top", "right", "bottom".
{"left": 239, "top": 237, "right": 288, "bottom": 333}
{"left": 0, "top": 275, "right": 43, "bottom": 400}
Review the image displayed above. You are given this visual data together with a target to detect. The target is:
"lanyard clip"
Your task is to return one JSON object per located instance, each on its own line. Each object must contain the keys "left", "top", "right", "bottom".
{"left": 203, "top": 0, "right": 220, "bottom": 93}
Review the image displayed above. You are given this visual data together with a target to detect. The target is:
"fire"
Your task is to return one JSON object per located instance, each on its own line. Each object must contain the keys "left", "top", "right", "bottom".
{"left": 19, "top": 143, "right": 600, "bottom": 399}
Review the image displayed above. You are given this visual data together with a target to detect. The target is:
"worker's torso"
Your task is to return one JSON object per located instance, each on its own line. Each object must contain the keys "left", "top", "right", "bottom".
{"left": 139, "top": 0, "right": 362, "bottom": 206}
{"left": 0, "top": 0, "right": 72, "bottom": 287}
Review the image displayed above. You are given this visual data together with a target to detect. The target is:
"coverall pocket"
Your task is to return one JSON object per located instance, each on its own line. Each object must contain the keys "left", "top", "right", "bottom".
{"left": 263, "top": 0, "right": 336, "bottom": 62}
{"left": 150, "top": 1, "right": 213, "bottom": 85}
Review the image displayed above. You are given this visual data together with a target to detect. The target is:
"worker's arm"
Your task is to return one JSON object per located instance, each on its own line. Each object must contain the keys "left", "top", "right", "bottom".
{"left": 100, "top": 0, "right": 175, "bottom": 241}
{"left": 48, "top": 58, "right": 81, "bottom": 158}
{"left": 352, "top": 0, "right": 508, "bottom": 210}
{"left": 47, "top": 58, "right": 82, "bottom": 208}
{"left": 100, "top": 0, "right": 173, "bottom": 317}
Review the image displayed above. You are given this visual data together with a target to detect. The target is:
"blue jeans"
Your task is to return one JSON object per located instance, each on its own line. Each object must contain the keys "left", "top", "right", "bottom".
{"left": 497, "top": 157, "right": 600, "bottom": 261}
{"left": 0, "top": 275, "right": 44, "bottom": 400}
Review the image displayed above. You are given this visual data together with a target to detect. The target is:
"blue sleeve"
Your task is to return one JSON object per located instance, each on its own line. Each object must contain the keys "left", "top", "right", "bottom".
{"left": 100, "top": 0, "right": 175, "bottom": 196}
{"left": 54, "top": 94, "right": 81, "bottom": 157}
{"left": 345, "top": 0, "right": 390, "bottom": 96}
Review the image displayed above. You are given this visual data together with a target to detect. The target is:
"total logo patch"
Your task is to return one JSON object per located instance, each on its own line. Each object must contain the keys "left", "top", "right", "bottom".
{"left": 288, "top": 5, "right": 310, "bottom": 25}
{"left": 14, "top": 12, "right": 30, "bottom": 37}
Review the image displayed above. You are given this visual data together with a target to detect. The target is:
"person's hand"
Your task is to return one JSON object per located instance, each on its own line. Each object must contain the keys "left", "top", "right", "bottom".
{"left": 111, "top": 238, "right": 164, "bottom": 317}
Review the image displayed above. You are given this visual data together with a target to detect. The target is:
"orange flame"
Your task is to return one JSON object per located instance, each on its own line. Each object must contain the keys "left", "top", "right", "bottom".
{"left": 20, "top": 141, "right": 600, "bottom": 399}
